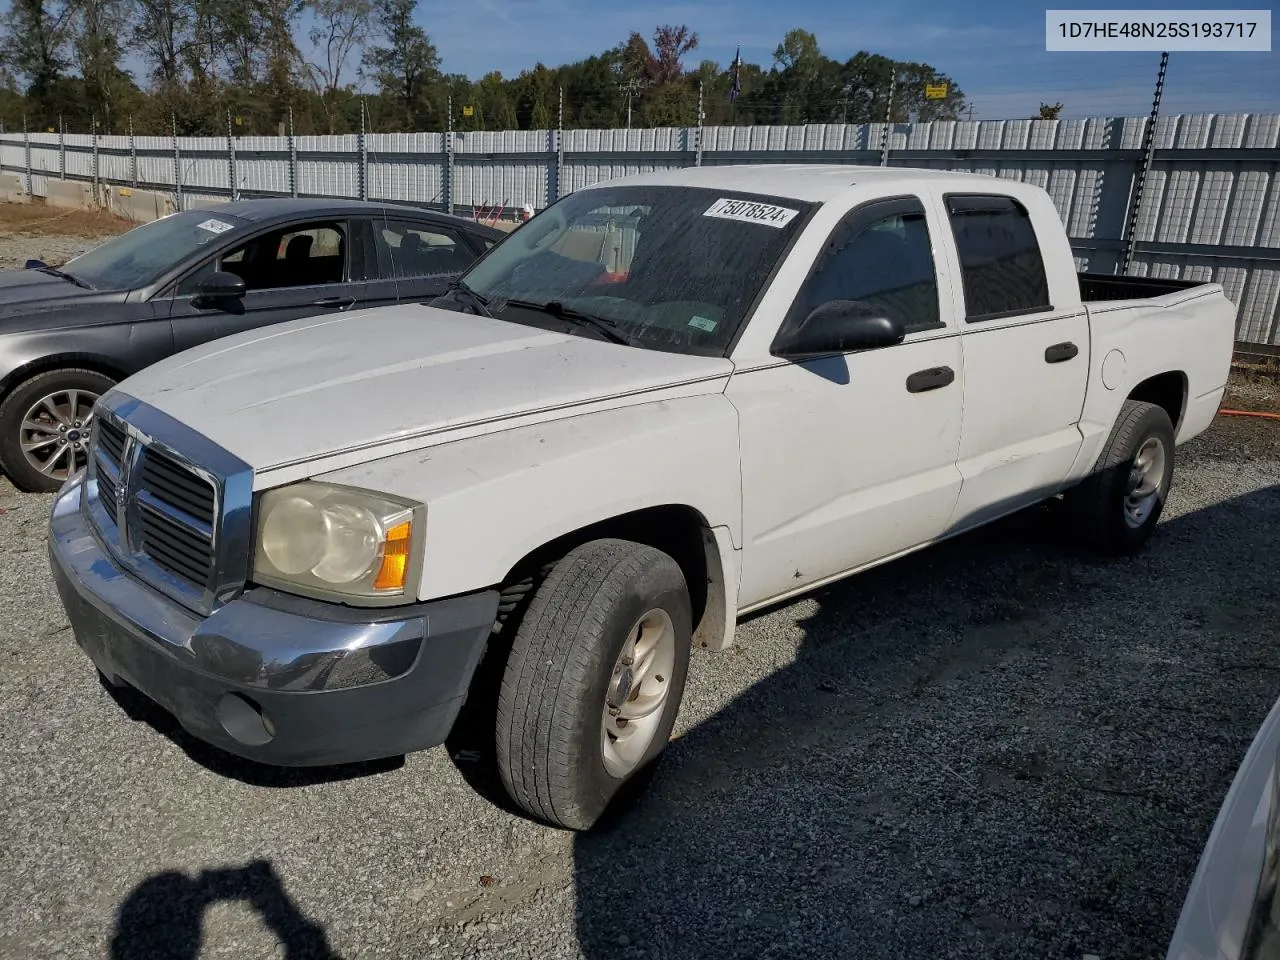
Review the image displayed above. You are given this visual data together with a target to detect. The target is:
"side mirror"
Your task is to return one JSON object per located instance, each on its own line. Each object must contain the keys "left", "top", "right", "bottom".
{"left": 771, "top": 300, "right": 906, "bottom": 359}
{"left": 24, "top": 259, "right": 48, "bottom": 270}
{"left": 196, "top": 271, "right": 247, "bottom": 299}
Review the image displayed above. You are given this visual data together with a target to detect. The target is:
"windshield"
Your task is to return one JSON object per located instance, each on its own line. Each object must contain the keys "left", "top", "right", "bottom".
{"left": 457, "top": 185, "right": 815, "bottom": 356}
{"left": 60, "top": 210, "right": 248, "bottom": 290}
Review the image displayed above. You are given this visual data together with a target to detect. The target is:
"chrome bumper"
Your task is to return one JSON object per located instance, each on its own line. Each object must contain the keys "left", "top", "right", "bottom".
{"left": 48, "top": 477, "right": 498, "bottom": 766}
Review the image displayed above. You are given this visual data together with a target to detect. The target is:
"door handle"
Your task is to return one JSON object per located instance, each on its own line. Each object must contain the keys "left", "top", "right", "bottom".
{"left": 311, "top": 296, "right": 356, "bottom": 309}
{"left": 1045, "top": 341, "right": 1079, "bottom": 363}
{"left": 906, "top": 366, "right": 955, "bottom": 393}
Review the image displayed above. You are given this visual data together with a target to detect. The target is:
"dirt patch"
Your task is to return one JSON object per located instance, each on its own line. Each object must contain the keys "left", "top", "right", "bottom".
{"left": 0, "top": 199, "right": 133, "bottom": 271}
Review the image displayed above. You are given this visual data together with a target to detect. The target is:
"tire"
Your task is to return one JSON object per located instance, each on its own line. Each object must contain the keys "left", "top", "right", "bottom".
{"left": 1065, "top": 399, "right": 1176, "bottom": 556}
{"left": 495, "top": 538, "right": 692, "bottom": 831}
{"left": 0, "top": 368, "right": 116, "bottom": 493}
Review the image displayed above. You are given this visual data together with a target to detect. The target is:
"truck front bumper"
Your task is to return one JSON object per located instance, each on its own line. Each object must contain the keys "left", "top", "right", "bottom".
{"left": 47, "top": 478, "right": 498, "bottom": 767}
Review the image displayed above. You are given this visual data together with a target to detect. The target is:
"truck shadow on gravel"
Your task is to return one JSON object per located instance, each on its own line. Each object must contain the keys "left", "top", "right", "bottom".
{"left": 109, "top": 858, "right": 342, "bottom": 960}
{"left": 571, "top": 481, "right": 1280, "bottom": 960}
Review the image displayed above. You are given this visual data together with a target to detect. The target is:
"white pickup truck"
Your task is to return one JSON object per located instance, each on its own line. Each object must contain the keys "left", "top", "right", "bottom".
{"left": 48, "top": 165, "right": 1236, "bottom": 830}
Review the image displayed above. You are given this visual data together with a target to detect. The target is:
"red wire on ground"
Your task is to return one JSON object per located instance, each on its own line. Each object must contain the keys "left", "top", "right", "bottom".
{"left": 1219, "top": 408, "right": 1280, "bottom": 421}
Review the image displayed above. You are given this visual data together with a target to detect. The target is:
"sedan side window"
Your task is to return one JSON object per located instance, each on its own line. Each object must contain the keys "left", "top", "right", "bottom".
{"left": 176, "top": 222, "right": 347, "bottom": 295}
{"left": 792, "top": 199, "right": 941, "bottom": 335}
{"left": 376, "top": 220, "right": 471, "bottom": 279}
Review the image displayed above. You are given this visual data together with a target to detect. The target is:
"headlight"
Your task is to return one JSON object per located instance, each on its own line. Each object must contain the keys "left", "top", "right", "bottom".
{"left": 252, "top": 481, "right": 422, "bottom": 604}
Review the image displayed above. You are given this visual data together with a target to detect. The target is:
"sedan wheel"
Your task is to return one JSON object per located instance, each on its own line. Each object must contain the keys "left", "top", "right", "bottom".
{"left": 19, "top": 388, "right": 100, "bottom": 482}
{"left": 0, "top": 368, "right": 116, "bottom": 493}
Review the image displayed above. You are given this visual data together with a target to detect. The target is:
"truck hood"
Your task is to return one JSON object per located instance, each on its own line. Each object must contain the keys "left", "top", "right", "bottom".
{"left": 115, "top": 304, "right": 734, "bottom": 475}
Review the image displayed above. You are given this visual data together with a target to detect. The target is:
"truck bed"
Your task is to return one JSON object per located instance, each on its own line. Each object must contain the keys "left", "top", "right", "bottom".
{"left": 1078, "top": 271, "right": 1204, "bottom": 303}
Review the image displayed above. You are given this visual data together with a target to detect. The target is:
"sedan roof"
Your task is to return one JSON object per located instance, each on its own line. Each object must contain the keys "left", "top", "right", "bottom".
{"left": 198, "top": 198, "right": 503, "bottom": 238}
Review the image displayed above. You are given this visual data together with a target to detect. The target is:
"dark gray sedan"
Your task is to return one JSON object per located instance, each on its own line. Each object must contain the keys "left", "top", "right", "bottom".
{"left": 0, "top": 199, "right": 502, "bottom": 491}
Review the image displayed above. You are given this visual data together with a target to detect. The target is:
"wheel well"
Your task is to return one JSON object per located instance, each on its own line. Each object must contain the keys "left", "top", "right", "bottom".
{"left": 1127, "top": 371, "right": 1187, "bottom": 431}
{"left": 0, "top": 355, "right": 128, "bottom": 403}
{"left": 496, "top": 505, "right": 717, "bottom": 646}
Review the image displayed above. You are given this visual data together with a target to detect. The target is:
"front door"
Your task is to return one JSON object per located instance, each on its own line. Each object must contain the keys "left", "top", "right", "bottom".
{"left": 729, "top": 195, "right": 966, "bottom": 609}
{"left": 166, "top": 219, "right": 366, "bottom": 352}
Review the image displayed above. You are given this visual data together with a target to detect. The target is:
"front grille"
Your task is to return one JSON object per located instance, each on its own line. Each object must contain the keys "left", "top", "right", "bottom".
{"left": 138, "top": 501, "right": 214, "bottom": 584}
{"left": 96, "top": 469, "right": 118, "bottom": 511}
{"left": 136, "top": 448, "right": 216, "bottom": 588}
{"left": 97, "top": 419, "right": 126, "bottom": 466}
{"left": 85, "top": 399, "right": 252, "bottom": 617}
{"left": 140, "top": 452, "right": 216, "bottom": 527}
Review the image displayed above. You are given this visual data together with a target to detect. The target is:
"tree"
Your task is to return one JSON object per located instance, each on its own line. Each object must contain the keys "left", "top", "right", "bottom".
{"left": 132, "top": 0, "right": 189, "bottom": 89}
{"left": 305, "top": 0, "right": 372, "bottom": 132}
{"left": 1, "top": 0, "right": 76, "bottom": 123}
{"left": 362, "top": 0, "right": 440, "bottom": 129}
{"left": 1037, "top": 101, "right": 1063, "bottom": 120}
{"left": 73, "top": 0, "right": 134, "bottom": 131}
{"left": 650, "top": 24, "right": 696, "bottom": 84}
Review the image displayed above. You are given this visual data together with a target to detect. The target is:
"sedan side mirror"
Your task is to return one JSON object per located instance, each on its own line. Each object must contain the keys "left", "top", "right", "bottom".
{"left": 196, "top": 271, "right": 247, "bottom": 299}
{"left": 771, "top": 300, "right": 906, "bottom": 359}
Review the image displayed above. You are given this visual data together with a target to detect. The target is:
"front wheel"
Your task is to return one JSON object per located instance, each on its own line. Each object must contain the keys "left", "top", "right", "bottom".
{"left": 1065, "top": 399, "right": 1176, "bottom": 555}
{"left": 495, "top": 539, "right": 692, "bottom": 831}
{"left": 0, "top": 369, "right": 116, "bottom": 493}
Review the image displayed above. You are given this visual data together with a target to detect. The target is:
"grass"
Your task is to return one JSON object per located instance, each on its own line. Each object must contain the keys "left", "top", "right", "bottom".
{"left": 0, "top": 199, "right": 134, "bottom": 238}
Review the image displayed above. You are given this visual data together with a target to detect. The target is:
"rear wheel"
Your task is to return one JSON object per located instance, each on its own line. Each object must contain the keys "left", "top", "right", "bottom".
{"left": 495, "top": 539, "right": 692, "bottom": 831}
{"left": 1065, "top": 399, "right": 1176, "bottom": 555}
{"left": 0, "top": 369, "right": 115, "bottom": 493}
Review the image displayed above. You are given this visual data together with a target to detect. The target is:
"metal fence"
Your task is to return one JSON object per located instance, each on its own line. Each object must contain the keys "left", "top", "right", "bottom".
{"left": 2, "top": 113, "right": 1279, "bottom": 347}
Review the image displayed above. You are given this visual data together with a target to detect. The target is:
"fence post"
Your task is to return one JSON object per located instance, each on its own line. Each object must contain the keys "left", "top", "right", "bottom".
{"left": 358, "top": 98, "right": 368, "bottom": 201}
{"left": 288, "top": 105, "right": 298, "bottom": 198}
{"left": 172, "top": 113, "right": 183, "bottom": 211}
{"left": 226, "top": 110, "right": 238, "bottom": 201}
{"left": 1120, "top": 51, "right": 1169, "bottom": 276}
{"left": 694, "top": 81, "right": 705, "bottom": 167}
{"left": 880, "top": 71, "right": 897, "bottom": 166}
{"left": 92, "top": 116, "right": 100, "bottom": 200}
{"left": 22, "top": 115, "right": 31, "bottom": 197}
{"left": 444, "top": 95, "right": 454, "bottom": 215}
{"left": 128, "top": 115, "right": 137, "bottom": 187}
{"left": 58, "top": 116, "right": 65, "bottom": 180}
{"left": 552, "top": 86, "right": 565, "bottom": 203}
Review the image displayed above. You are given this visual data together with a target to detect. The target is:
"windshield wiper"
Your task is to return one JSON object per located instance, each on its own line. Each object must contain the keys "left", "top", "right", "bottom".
{"left": 36, "top": 267, "right": 91, "bottom": 289}
{"left": 441, "top": 278, "right": 496, "bottom": 319}
{"left": 501, "top": 298, "right": 634, "bottom": 346}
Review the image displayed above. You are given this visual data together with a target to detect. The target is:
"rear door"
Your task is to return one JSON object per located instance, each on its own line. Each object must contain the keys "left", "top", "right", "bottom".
{"left": 939, "top": 192, "right": 1090, "bottom": 532}
{"left": 362, "top": 217, "right": 481, "bottom": 309}
{"left": 166, "top": 218, "right": 365, "bottom": 352}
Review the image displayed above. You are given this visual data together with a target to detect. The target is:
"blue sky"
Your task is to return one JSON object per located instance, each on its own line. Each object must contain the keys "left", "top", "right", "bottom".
{"left": 2, "top": 0, "right": 1274, "bottom": 119}
{"left": 421, "top": 0, "right": 1277, "bottom": 118}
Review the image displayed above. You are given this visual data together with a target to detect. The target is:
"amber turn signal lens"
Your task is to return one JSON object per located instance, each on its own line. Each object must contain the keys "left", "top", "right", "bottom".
{"left": 373, "top": 521, "right": 412, "bottom": 591}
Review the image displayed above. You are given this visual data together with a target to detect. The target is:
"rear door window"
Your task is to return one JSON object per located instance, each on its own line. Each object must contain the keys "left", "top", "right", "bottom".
{"left": 945, "top": 195, "right": 1051, "bottom": 322}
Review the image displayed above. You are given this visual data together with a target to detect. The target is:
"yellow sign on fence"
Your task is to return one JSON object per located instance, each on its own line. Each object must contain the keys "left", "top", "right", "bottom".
{"left": 462, "top": 105, "right": 475, "bottom": 117}
{"left": 925, "top": 83, "right": 949, "bottom": 100}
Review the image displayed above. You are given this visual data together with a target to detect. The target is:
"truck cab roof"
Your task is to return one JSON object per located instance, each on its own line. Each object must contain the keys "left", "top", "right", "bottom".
{"left": 582, "top": 163, "right": 1032, "bottom": 204}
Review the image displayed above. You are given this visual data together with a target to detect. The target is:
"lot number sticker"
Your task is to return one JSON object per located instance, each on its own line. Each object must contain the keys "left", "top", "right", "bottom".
{"left": 197, "top": 218, "right": 235, "bottom": 235}
{"left": 703, "top": 198, "right": 799, "bottom": 228}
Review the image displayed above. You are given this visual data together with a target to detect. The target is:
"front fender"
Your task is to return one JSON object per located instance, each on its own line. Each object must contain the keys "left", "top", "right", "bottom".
{"left": 314, "top": 394, "right": 743, "bottom": 604}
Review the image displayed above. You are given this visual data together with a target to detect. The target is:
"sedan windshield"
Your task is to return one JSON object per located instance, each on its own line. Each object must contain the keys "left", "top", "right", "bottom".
{"left": 455, "top": 186, "right": 815, "bottom": 356}
{"left": 60, "top": 210, "right": 248, "bottom": 290}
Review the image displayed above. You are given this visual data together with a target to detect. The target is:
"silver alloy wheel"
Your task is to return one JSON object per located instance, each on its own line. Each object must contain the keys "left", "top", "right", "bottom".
{"left": 18, "top": 388, "right": 100, "bottom": 482}
{"left": 601, "top": 608, "right": 677, "bottom": 779}
{"left": 1123, "top": 435, "right": 1167, "bottom": 529}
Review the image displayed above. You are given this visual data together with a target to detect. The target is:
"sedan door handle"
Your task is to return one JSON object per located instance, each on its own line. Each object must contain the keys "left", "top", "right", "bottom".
{"left": 311, "top": 296, "right": 356, "bottom": 309}
{"left": 906, "top": 366, "right": 955, "bottom": 393}
{"left": 1045, "top": 341, "right": 1079, "bottom": 363}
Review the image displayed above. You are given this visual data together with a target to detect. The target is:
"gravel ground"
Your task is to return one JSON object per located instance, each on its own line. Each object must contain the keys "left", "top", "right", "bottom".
{"left": 0, "top": 389, "right": 1278, "bottom": 960}
{"left": 0, "top": 204, "right": 123, "bottom": 270}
